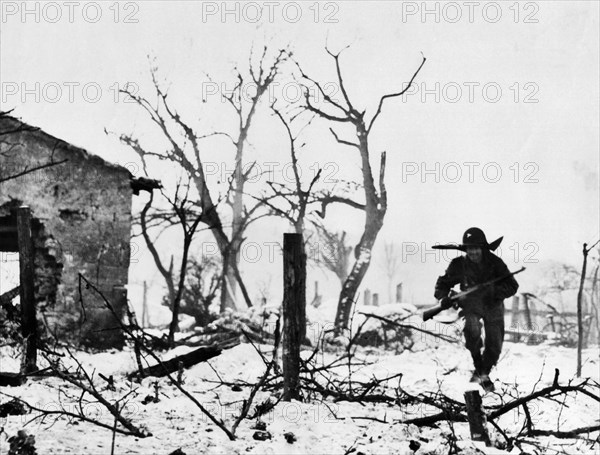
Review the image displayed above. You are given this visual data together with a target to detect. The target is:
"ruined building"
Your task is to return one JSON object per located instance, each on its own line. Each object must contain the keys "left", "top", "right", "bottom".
{"left": 0, "top": 115, "right": 156, "bottom": 349}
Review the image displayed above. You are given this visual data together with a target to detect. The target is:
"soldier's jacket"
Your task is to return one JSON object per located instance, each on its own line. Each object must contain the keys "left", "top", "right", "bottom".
{"left": 434, "top": 251, "right": 519, "bottom": 315}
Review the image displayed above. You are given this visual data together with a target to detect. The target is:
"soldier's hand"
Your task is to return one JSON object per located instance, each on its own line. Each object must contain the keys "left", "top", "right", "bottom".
{"left": 440, "top": 296, "right": 453, "bottom": 309}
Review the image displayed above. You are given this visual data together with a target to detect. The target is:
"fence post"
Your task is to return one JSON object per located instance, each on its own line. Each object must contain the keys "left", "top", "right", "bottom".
{"left": 522, "top": 293, "right": 536, "bottom": 344}
{"left": 464, "top": 390, "right": 491, "bottom": 446}
{"left": 396, "top": 282, "right": 403, "bottom": 303}
{"left": 142, "top": 280, "right": 148, "bottom": 328}
{"left": 510, "top": 294, "right": 520, "bottom": 342}
{"left": 311, "top": 280, "right": 322, "bottom": 308}
{"left": 465, "top": 390, "right": 490, "bottom": 446}
{"left": 17, "top": 206, "right": 37, "bottom": 374}
{"left": 372, "top": 293, "right": 379, "bottom": 307}
{"left": 282, "top": 233, "right": 306, "bottom": 401}
{"left": 364, "top": 288, "right": 371, "bottom": 306}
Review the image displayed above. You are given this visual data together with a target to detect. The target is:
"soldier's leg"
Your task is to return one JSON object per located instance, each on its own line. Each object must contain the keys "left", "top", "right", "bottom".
{"left": 463, "top": 313, "right": 483, "bottom": 372}
{"left": 481, "top": 307, "right": 505, "bottom": 374}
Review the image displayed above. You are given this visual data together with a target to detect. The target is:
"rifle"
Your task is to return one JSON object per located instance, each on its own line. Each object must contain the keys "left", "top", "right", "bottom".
{"left": 422, "top": 267, "right": 525, "bottom": 321}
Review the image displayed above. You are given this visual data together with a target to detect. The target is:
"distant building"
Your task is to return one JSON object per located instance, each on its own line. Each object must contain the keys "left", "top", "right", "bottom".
{"left": 0, "top": 114, "right": 157, "bottom": 349}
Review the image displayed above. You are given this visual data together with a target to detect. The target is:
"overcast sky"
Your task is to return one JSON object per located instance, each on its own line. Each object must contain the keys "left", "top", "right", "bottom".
{"left": 1, "top": 1, "right": 598, "bottom": 304}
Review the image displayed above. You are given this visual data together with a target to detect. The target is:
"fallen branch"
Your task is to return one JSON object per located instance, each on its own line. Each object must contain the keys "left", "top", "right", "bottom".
{"left": 487, "top": 369, "right": 600, "bottom": 421}
{"left": 0, "top": 393, "right": 143, "bottom": 437}
{"left": 127, "top": 345, "right": 222, "bottom": 379}
{"left": 43, "top": 348, "right": 150, "bottom": 438}
{"left": 78, "top": 273, "right": 236, "bottom": 440}
{"left": 232, "top": 317, "right": 281, "bottom": 435}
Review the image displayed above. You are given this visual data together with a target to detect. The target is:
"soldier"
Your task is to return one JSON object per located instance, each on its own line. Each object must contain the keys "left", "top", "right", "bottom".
{"left": 434, "top": 227, "right": 519, "bottom": 391}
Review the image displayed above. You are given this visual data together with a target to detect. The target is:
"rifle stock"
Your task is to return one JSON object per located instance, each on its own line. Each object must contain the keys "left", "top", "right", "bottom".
{"left": 422, "top": 266, "right": 525, "bottom": 322}
{"left": 423, "top": 304, "right": 445, "bottom": 321}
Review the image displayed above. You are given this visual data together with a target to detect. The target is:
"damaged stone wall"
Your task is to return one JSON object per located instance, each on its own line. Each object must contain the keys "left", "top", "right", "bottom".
{"left": 0, "top": 116, "right": 132, "bottom": 349}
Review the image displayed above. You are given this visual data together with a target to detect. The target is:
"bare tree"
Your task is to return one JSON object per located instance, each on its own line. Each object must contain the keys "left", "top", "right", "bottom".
{"left": 291, "top": 45, "right": 426, "bottom": 332}
{"left": 173, "top": 256, "right": 220, "bottom": 326}
{"left": 253, "top": 102, "right": 321, "bottom": 235}
{"left": 209, "top": 46, "right": 287, "bottom": 311}
{"left": 137, "top": 181, "right": 204, "bottom": 346}
{"left": 311, "top": 220, "right": 352, "bottom": 289}
{"left": 118, "top": 49, "right": 284, "bottom": 313}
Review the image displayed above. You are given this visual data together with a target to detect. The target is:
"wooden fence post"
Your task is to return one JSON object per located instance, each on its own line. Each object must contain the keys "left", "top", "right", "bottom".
{"left": 142, "top": 280, "right": 148, "bottom": 328}
{"left": 311, "top": 280, "right": 322, "bottom": 308}
{"left": 364, "top": 289, "right": 371, "bottom": 306}
{"left": 17, "top": 206, "right": 37, "bottom": 374}
{"left": 510, "top": 294, "right": 520, "bottom": 342}
{"left": 522, "top": 293, "right": 536, "bottom": 344}
{"left": 396, "top": 282, "right": 403, "bottom": 303}
{"left": 282, "top": 233, "right": 306, "bottom": 401}
{"left": 464, "top": 390, "right": 491, "bottom": 446}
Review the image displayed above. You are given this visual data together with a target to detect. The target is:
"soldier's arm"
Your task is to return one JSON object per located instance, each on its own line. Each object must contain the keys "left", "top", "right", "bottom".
{"left": 491, "top": 259, "right": 519, "bottom": 300}
{"left": 434, "top": 258, "right": 461, "bottom": 300}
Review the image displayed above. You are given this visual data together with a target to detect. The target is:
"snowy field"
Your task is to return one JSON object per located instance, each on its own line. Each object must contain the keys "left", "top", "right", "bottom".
{"left": 1, "top": 331, "right": 598, "bottom": 455}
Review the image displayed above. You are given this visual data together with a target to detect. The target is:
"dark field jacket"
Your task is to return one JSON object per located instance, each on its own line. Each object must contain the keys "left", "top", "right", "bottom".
{"left": 434, "top": 252, "right": 519, "bottom": 314}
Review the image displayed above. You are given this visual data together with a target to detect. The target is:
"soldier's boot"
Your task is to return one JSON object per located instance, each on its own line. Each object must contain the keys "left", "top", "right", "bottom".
{"left": 479, "top": 369, "right": 495, "bottom": 392}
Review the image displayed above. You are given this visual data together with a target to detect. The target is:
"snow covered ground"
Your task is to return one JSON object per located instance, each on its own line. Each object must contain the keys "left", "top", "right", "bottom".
{"left": 1, "top": 331, "right": 598, "bottom": 455}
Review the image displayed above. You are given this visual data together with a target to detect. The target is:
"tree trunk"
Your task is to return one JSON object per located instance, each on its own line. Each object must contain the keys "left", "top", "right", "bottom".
{"left": 17, "top": 206, "right": 37, "bottom": 374}
{"left": 282, "top": 233, "right": 306, "bottom": 401}
{"left": 333, "top": 133, "right": 386, "bottom": 333}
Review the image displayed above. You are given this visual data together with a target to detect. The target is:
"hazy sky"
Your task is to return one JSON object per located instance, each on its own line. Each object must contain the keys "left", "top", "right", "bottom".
{"left": 1, "top": 1, "right": 598, "bottom": 304}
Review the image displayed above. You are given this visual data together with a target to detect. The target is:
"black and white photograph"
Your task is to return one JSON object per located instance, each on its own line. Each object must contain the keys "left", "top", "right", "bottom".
{"left": 1, "top": 1, "right": 599, "bottom": 454}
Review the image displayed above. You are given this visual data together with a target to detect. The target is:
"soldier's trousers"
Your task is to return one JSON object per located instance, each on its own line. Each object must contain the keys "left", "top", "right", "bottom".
{"left": 463, "top": 304, "right": 505, "bottom": 374}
